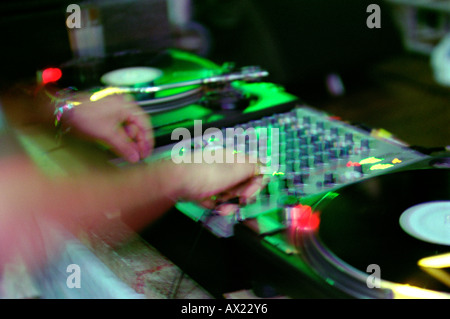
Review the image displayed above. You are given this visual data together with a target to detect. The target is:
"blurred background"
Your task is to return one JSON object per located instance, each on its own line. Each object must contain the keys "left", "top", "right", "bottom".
{"left": 0, "top": 0, "right": 449, "bottom": 148}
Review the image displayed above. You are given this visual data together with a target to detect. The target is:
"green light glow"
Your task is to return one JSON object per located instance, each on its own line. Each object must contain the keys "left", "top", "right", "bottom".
{"left": 323, "top": 192, "right": 339, "bottom": 200}
{"left": 326, "top": 278, "right": 335, "bottom": 286}
{"left": 235, "top": 82, "right": 297, "bottom": 113}
{"left": 169, "top": 49, "right": 220, "bottom": 70}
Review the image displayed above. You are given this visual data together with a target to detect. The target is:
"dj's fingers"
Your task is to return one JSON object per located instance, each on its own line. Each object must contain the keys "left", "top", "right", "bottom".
{"left": 123, "top": 119, "right": 153, "bottom": 159}
{"left": 196, "top": 174, "right": 265, "bottom": 212}
{"left": 194, "top": 198, "right": 238, "bottom": 216}
{"left": 123, "top": 101, "right": 154, "bottom": 151}
{"left": 107, "top": 128, "right": 141, "bottom": 163}
{"left": 224, "top": 175, "right": 266, "bottom": 204}
{"left": 215, "top": 203, "right": 239, "bottom": 216}
{"left": 213, "top": 175, "right": 268, "bottom": 216}
{"left": 132, "top": 114, "right": 154, "bottom": 156}
{"left": 212, "top": 181, "right": 257, "bottom": 205}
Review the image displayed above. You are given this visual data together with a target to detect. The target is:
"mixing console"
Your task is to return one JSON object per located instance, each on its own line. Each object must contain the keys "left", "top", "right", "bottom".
{"left": 157, "top": 105, "right": 428, "bottom": 237}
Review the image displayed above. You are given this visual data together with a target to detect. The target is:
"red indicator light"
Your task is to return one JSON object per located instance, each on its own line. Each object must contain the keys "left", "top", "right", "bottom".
{"left": 346, "top": 161, "right": 361, "bottom": 167}
{"left": 291, "top": 204, "right": 320, "bottom": 231}
{"left": 42, "top": 68, "right": 62, "bottom": 84}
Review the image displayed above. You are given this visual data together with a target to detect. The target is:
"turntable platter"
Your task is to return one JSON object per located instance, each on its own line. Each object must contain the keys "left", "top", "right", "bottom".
{"left": 56, "top": 49, "right": 222, "bottom": 113}
{"left": 314, "top": 168, "right": 450, "bottom": 295}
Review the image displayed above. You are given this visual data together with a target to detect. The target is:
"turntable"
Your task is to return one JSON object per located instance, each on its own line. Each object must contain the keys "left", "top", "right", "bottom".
{"left": 235, "top": 159, "right": 450, "bottom": 299}
{"left": 47, "top": 49, "right": 298, "bottom": 147}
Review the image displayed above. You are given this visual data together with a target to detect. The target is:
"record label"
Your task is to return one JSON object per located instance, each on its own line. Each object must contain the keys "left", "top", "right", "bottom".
{"left": 101, "top": 66, "right": 163, "bottom": 86}
{"left": 399, "top": 201, "right": 450, "bottom": 246}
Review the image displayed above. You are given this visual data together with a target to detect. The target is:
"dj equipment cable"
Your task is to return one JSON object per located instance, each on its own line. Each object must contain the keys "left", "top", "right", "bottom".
{"left": 167, "top": 209, "right": 217, "bottom": 299}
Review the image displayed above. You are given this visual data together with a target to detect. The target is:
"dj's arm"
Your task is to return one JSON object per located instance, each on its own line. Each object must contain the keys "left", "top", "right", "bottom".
{"left": 0, "top": 122, "right": 261, "bottom": 272}
{"left": 1, "top": 82, "right": 154, "bottom": 163}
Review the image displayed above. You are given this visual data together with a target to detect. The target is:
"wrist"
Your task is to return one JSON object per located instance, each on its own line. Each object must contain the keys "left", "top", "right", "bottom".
{"left": 156, "top": 159, "right": 188, "bottom": 202}
{"left": 51, "top": 87, "right": 80, "bottom": 138}
{"left": 54, "top": 102, "right": 76, "bottom": 133}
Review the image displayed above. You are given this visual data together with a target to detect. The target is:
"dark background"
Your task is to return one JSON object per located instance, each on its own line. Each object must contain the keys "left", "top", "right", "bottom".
{"left": 0, "top": 0, "right": 448, "bottom": 148}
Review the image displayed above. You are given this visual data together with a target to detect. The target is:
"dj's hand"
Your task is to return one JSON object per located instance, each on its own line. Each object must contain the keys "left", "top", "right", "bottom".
{"left": 173, "top": 151, "right": 267, "bottom": 215}
{"left": 61, "top": 93, "right": 154, "bottom": 163}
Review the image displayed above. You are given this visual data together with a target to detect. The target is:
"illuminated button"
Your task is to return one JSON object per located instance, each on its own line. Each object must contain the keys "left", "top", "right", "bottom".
{"left": 285, "top": 204, "right": 320, "bottom": 231}
{"left": 370, "top": 163, "right": 394, "bottom": 171}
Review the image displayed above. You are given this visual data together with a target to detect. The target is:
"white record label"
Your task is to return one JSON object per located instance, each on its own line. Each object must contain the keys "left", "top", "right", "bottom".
{"left": 101, "top": 67, "right": 163, "bottom": 86}
{"left": 399, "top": 201, "right": 450, "bottom": 246}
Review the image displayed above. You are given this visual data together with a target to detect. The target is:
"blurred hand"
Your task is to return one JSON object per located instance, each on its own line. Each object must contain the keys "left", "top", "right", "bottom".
{"left": 62, "top": 93, "right": 153, "bottom": 163}
{"left": 171, "top": 151, "right": 267, "bottom": 215}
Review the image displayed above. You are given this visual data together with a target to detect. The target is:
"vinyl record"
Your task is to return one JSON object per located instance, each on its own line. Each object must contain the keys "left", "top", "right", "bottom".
{"left": 55, "top": 49, "right": 222, "bottom": 113}
{"left": 307, "top": 168, "right": 450, "bottom": 297}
